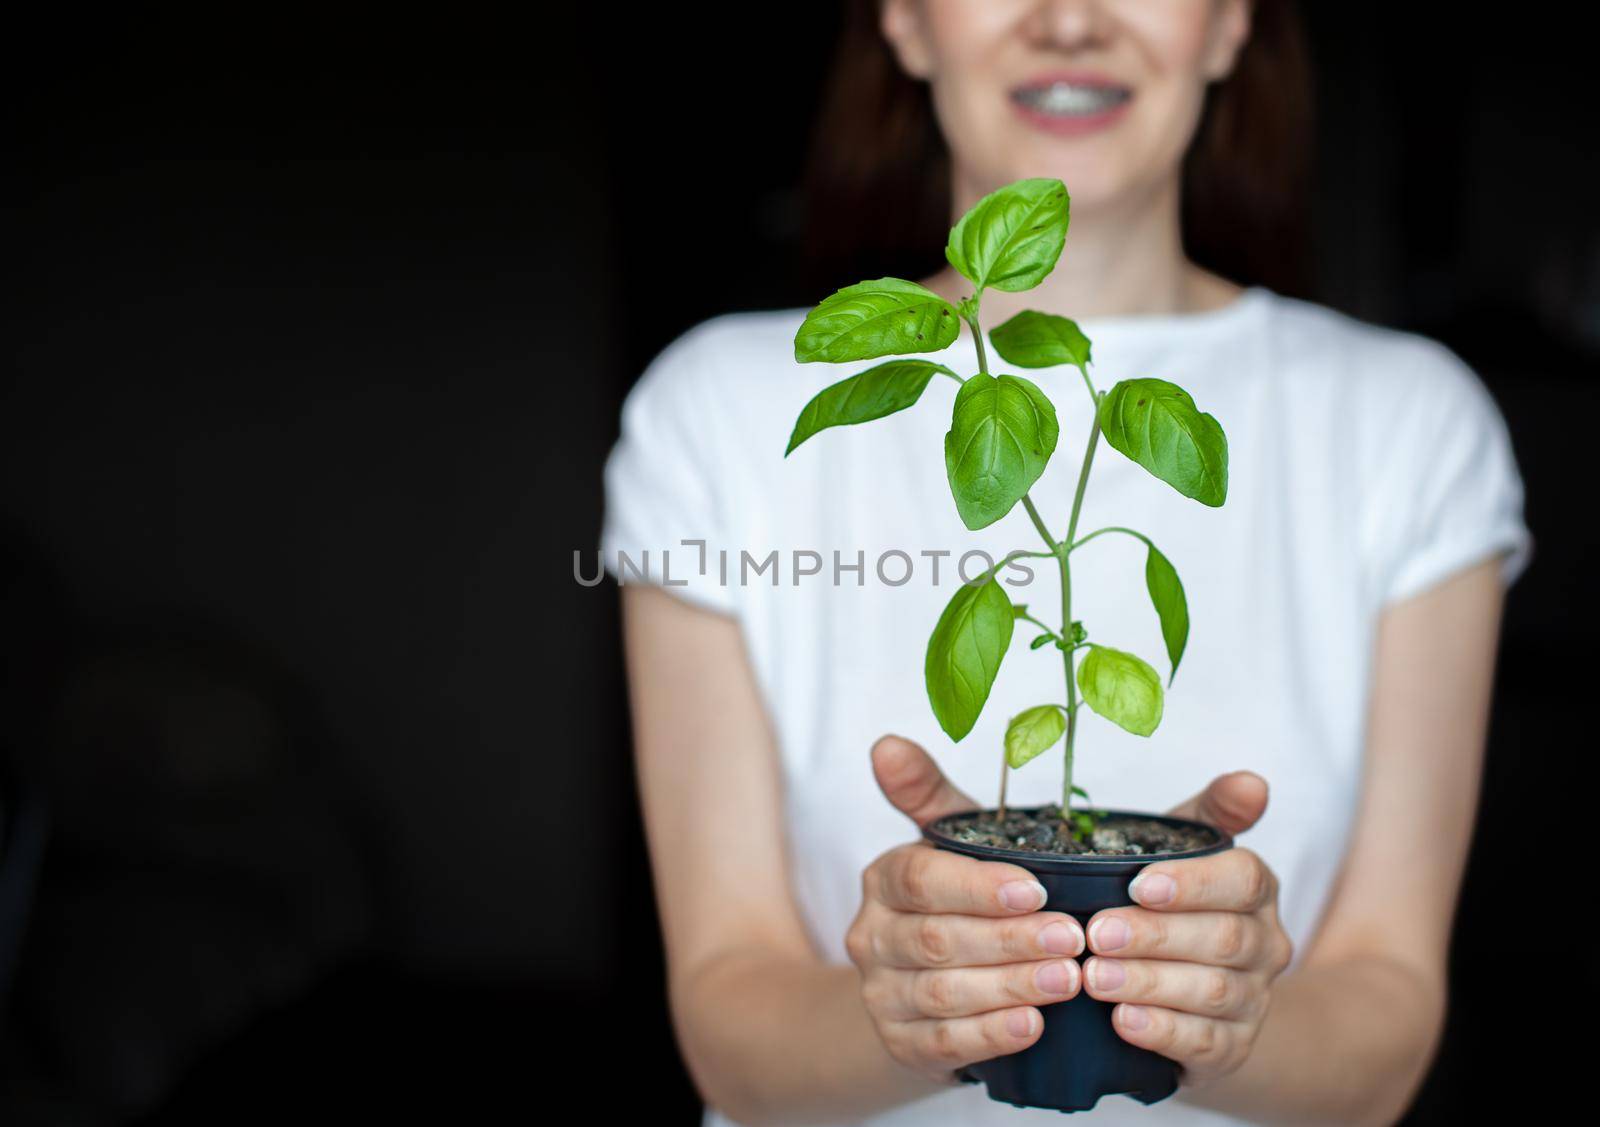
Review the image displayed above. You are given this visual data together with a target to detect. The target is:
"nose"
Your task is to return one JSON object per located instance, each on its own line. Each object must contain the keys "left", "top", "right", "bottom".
{"left": 1023, "top": 0, "right": 1110, "bottom": 49}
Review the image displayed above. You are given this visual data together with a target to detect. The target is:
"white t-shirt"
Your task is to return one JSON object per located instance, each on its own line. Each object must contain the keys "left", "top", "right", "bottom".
{"left": 600, "top": 287, "right": 1530, "bottom": 1127}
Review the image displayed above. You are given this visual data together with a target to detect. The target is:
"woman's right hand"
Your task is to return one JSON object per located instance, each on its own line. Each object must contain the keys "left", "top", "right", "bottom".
{"left": 845, "top": 736, "right": 1087, "bottom": 1081}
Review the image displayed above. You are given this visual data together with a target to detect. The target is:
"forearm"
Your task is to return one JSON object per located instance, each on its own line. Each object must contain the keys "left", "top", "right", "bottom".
{"left": 1180, "top": 956, "right": 1443, "bottom": 1125}
{"left": 673, "top": 946, "right": 945, "bottom": 1126}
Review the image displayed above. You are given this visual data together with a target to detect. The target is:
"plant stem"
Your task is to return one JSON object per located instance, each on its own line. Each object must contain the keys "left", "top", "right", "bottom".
{"left": 965, "top": 305, "right": 1011, "bottom": 812}
{"left": 1064, "top": 399, "right": 1104, "bottom": 549}
{"left": 966, "top": 313, "right": 989, "bottom": 376}
{"left": 1075, "top": 363, "right": 1097, "bottom": 403}
{"left": 1059, "top": 395, "right": 1105, "bottom": 820}
{"left": 1059, "top": 547, "right": 1076, "bottom": 816}
{"left": 1069, "top": 525, "right": 1150, "bottom": 553}
{"left": 1021, "top": 495, "right": 1057, "bottom": 551}
{"left": 1014, "top": 608, "right": 1057, "bottom": 637}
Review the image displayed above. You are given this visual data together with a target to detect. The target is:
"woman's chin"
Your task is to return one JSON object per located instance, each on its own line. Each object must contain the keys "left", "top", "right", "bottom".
{"left": 968, "top": 142, "right": 1136, "bottom": 213}
{"left": 986, "top": 161, "right": 1130, "bottom": 214}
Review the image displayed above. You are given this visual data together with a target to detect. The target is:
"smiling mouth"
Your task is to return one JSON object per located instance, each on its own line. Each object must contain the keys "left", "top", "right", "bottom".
{"left": 1010, "top": 82, "right": 1132, "bottom": 117}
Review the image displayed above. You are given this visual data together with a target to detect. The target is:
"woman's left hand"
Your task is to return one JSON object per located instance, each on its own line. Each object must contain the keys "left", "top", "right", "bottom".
{"left": 1083, "top": 843, "right": 1295, "bottom": 1087}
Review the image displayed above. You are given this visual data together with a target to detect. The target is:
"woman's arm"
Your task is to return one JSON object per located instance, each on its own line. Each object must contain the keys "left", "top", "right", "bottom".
{"left": 621, "top": 584, "right": 943, "bottom": 1124}
{"left": 1172, "top": 558, "right": 1507, "bottom": 1123}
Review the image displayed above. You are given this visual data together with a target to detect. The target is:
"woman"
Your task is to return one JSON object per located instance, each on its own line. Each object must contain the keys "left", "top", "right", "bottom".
{"left": 604, "top": 2, "right": 1529, "bottom": 1124}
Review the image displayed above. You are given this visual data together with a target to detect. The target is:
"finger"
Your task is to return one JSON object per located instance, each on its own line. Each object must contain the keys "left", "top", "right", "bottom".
{"left": 895, "top": 1007, "right": 1043, "bottom": 1070}
{"left": 1128, "top": 848, "right": 1276, "bottom": 913}
{"left": 1084, "top": 956, "right": 1257, "bottom": 1020}
{"left": 1086, "top": 909, "right": 1270, "bottom": 970}
{"left": 1165, "top": 771, "right": 1268, "bottom": 836}
{"left": 877, "top": 911, "right": 1084, "bottom": 969}
{"left": 877, "top": 957, "right": 1081, "bottom": 1020}
{"left": 872, "top": 843, "right": 1047, "bottom": 917}
{"left": 1110, "top": 1004, "right": 1246, "bottom": 1074}
{"left": 872, "top": 734, "right": 978, "bottom": 827}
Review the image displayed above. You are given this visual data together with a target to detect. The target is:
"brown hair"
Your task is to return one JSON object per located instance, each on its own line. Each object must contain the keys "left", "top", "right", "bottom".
{"left": 801, "top": 0, "right": 1314, "bottom": 296}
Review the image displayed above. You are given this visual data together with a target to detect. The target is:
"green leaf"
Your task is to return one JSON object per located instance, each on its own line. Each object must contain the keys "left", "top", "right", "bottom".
{"left": 925, "top": 579, "right": 1015, "bottom": 741}
{"left": 1144, "top": 543, "right": 1190, "bottom": 683}
{"left": 785, "top": 359, "right": 954, "bottom": 455}
{"left": 1098, "top": 379, "right": 1228, "bottom": 506}
{"left": 1029, "top": 633, "right": 1054, "bottom": 650}
{"left": 1076, "top": 645, "right": 1164, "bottom": 737}
{"left": 1005, "top": 705, "right": 1066, "bottom": 769}
{"left": 794, "top": 278, "right": 960, "bottom": 364}
{"left": 989, "top": 310, "right": 1092, "bottom": 373}
{"left": 1069, "top": 784, "right": 1090, "bottom": 799}
{"left": 944, "top": 373, "right": 1059, "bottom": 530}
{"left": 946, "top": 178, "right": 1071, "bottom": 293}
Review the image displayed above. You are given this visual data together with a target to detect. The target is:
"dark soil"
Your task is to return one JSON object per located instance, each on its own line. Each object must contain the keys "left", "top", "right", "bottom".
{"left": 934, "top": 807, "right": 1217, "bottom": 857}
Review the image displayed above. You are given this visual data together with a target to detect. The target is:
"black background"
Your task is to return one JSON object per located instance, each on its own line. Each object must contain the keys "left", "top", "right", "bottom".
{"left": 2, "top": 6, "right": 1595, "bottom": 1124}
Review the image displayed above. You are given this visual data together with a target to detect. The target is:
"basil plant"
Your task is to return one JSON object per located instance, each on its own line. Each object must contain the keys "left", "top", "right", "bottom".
{"left": 787, "top": 178, "right": 1229, "bottom": 836}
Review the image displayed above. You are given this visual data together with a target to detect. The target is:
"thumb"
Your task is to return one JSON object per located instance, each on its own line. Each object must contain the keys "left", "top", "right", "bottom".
{"left": 871, "top": 735, "right": 979, "bottom": 828}
{"left": 1166, "top": 771, "right": 1269, "bottom": 837}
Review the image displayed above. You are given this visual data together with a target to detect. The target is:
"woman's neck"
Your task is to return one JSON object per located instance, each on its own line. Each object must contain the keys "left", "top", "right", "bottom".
{"left": 922, "top": 174, "right": 1241, "bottom": 324}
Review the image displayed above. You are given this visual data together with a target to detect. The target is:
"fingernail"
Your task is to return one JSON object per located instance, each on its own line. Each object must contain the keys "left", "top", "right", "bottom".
{"left": 1119, "top": 1004, "right": 1150, "bottom": 1031}
{"left": 1090, "top": 917, "right": 1130, "bottom": 952}
{"left": 999, "top": 880, "right": 1048, "bottom": 912}
{"left": 1130, "top": 872, "right": 1175, "bottom": 905}
{"left": 1090, "top": 958, "right": 1126, "bottom": 992}
{"left": 1035, "top": 961, "right": 1076, "bottom": 996}
{"left": 1006, "top": 1009, "right": 1037, "bottom": 1038}
{"left": 1039, "top": 922, "right": 1081, "bottom": 955}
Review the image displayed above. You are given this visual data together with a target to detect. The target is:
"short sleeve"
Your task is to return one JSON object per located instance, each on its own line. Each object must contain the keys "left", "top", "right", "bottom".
{"left": 600, "top": 325, "right": 738, "bottom": 615}
{"left": 1368, "top": 344, "right": 1532, "bottom": 606}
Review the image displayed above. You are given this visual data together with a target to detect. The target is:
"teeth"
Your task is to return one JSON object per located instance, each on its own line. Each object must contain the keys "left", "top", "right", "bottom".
{"left": 1013, "top": 82, "right": 1130, "bottom": 116}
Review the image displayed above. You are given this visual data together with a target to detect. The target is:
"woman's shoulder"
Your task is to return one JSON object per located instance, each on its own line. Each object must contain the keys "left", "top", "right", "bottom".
{"left": 634, "top": 307, "right": 810, "bottom": 394}
{"left": 614, "top": 308, "right": 815, "bottom": 471}
{"left": 1253, "top": 291, "right": 1523, "bottom": 520}
{"left": 1253, "top": 291, "right": 1491, "bottom": 411}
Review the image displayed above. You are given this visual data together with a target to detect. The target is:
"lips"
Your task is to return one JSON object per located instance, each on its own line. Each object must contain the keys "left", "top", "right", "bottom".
{"left": 1010, "top": 80, "right": 1132, "bottom": 117}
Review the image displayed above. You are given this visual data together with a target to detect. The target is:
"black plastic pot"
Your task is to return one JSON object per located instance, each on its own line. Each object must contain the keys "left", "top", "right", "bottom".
{"left": 923, "top": 808, "right": 1231, "bottom": 1114}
